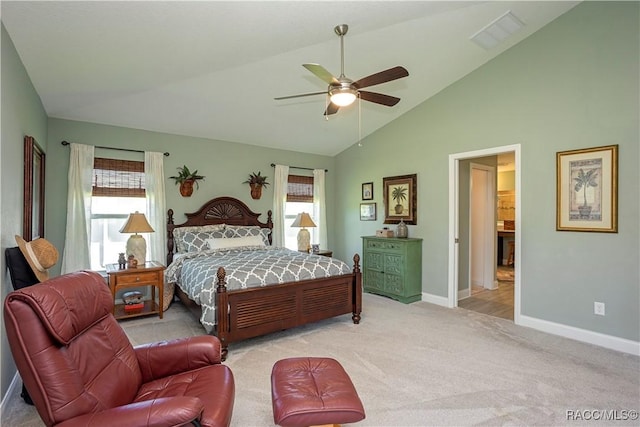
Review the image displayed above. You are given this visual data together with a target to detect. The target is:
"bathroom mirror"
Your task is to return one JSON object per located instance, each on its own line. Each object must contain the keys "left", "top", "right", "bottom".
{"left": 23, "top": 135, "right": 45, "bottom": 240}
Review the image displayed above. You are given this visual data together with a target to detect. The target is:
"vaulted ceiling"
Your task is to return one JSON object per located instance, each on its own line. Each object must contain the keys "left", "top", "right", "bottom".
{"left": 2, "top": 1, "right": 579, "bottom": 156}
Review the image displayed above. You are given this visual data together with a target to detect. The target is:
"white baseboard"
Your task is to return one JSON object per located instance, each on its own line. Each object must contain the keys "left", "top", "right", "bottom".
{"left": 422, "top": 292, "right": 450, "bottom": 307}
{"left": 0, "top": 372, "right": 20, "bottom": 412}
{"left": 457, "top": 288, "right": 470, "bottom": 300}
{"left": 519, "top": 314, "right": 640, "bottom": 356}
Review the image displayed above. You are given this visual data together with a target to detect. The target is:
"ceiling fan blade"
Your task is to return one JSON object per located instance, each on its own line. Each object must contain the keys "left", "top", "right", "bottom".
{"left": 303, "top": 64, "right": 339, "bottom": 85}
{"left": 354, "top": 66, "right": 409, "bottom": 89}
{"left": 274, "top": 91, "right": 326, "bottom": 101}
{"left": 324, "top": 102, "right": 340, "bottom": 116}
{"left": 359, "top": 91, "right": 401, "bottom": 107}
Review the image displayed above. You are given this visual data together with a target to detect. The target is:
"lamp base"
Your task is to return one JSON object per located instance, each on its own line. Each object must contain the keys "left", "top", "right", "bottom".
{"left": 126, "top": 234, "right": 147, "bottom": 265}
{"left": 297, "top": 228, "right": 311, "bottom": 252}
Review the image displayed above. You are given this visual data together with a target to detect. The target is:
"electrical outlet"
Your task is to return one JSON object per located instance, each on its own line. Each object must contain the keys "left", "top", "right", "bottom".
{"left": 594, "top": 302, "right": 605, "bottom": 316}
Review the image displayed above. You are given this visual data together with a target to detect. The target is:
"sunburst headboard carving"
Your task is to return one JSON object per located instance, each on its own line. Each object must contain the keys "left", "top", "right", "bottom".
{"left": 167, "top": 196, "right": 273, "bottom": 264}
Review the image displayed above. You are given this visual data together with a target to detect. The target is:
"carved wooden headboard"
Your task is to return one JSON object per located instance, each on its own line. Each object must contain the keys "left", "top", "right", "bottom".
{"left": 167, "top": 196, "right": 273, "bottom": 265}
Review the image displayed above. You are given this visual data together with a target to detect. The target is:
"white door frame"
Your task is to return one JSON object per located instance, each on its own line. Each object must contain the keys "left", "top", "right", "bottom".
{"left": 447, "top": 144, "right": 521, "bottom": 324}
{"left": 469, "top": 163, "right": 497, "bottom": 291}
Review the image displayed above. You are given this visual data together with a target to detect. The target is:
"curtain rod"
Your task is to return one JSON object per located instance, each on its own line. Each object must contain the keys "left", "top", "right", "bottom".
{"left": 270, "top": 163, "right": 327, "bottom": 172}
{"left": 61, "top": 141, "right": 169, "bottom": 157}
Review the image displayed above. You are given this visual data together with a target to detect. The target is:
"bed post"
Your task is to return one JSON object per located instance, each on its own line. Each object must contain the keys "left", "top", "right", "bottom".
{"left": 167, "top": 209, "right": 175, "bottom": 265}
{"left": 352, "top": 254, "right": 362, "bottom": 324}
{"left": 215, "top": 267, "right": 230, "bottom": 361}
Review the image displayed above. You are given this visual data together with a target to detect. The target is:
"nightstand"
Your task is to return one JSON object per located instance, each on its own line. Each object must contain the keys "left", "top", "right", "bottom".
{"left": 314, "top": 249, "right": 333, "bottom": 257}
{"left": 106, "top": 261, "right": 165, "bottom": 320}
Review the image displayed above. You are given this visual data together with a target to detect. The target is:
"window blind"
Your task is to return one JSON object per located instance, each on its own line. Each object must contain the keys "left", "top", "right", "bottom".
{"left": 92, "top": 158, "right": 145, "bottom": 197}
{"left": 287, "top": 175, "right": 313, "bottom": 203}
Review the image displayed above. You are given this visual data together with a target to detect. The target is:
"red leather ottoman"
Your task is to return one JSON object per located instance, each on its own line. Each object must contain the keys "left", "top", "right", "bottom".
{"left": 271, "top": 357, "right": 365, "bottom": 427}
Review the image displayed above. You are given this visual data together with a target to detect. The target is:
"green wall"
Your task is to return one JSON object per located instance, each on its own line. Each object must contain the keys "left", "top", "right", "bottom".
{"left": 1, "top": 23, "right": 48, "bottom": 398}
{"left": 45, "top": 118, "right": 337, "bottom": 276}
{"left": 334, "top": 1, "right": 639, "bottom": 341}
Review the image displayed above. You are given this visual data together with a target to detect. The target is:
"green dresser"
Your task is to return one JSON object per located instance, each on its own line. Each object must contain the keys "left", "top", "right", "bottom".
{"left": 362, "top": 236, "right": 423, "bottom": 303}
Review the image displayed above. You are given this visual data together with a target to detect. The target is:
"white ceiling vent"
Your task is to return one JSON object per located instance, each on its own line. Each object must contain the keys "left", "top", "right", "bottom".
{"left": 470, "top": 11, "right": 525, "bottom": 50}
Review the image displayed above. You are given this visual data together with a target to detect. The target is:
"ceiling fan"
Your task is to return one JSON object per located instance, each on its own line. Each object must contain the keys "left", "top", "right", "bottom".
{"left": 274, "top": 24, "right": 409, "bottom": 116}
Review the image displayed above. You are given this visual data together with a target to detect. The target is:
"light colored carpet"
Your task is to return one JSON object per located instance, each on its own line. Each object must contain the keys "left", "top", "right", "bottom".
{"left": 2, "top": 293, "right": 639, "bottom": 426}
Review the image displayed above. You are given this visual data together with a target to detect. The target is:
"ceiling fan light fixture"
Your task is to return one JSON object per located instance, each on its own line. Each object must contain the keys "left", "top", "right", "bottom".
{"left": 329, "top": 87, "right": 357, "bottom": 107}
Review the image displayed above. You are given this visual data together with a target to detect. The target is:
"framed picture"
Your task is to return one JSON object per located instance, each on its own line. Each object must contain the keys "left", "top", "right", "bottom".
{"left": 362, "top": 182, "right": 373, "bottom": 200}
{"left": 383, "top": 174, "right": 417, "bottom": 224}
{"left": 311, "top": 244, "right": 320, "bottom": 253}
{"left": 360, "top": 202, "right": 376, "bottom": 221}
{"left": 556, "top": 145, "right": 618, "bottom": 232}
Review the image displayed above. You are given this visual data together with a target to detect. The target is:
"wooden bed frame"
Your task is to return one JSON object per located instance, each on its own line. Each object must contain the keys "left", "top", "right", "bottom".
{"left": 167, "top": 196, "right": 362, "bottom": 359}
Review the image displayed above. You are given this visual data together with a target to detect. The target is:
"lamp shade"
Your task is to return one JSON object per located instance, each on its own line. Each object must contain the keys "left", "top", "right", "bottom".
{"left": 120, "top": 212, "right": 154, "bottom": 265}
{"left": 291, "top": 212, "right": 316, "bottom": 228}
{"left": 119, "top": 211, "right": 154, "bottom": 234}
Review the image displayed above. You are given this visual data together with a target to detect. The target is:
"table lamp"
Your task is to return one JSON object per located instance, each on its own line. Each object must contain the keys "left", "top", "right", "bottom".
{"left": 119, "top": 211, "right": 154, "bottom": 265}
{"left": 291, "top": 212, "right": 316, "bottom": 252}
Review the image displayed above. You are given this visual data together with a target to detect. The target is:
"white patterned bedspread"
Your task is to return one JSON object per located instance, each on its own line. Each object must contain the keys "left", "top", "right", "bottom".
{"left": 165, "top": 246, "right": 352, "bottom": 332}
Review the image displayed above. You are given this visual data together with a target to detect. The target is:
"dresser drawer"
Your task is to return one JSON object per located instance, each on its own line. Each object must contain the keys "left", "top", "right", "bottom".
{"left": 115, "top": 271, "right": 159, "bottom": 285}
{"left": 364, "top": 239, "right": 405, "bottom": 253}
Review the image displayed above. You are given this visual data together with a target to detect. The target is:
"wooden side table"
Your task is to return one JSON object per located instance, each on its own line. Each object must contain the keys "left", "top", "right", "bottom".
{"left": 106, "top": 261, "right": 165, "bottom": 320}
{"left": 314, "top": 250, "right": 333, "bottom": 257}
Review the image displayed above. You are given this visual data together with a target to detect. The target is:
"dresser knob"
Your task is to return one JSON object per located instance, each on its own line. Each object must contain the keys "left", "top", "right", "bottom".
{"left": 136, "top": 277, "right": 140, "bottom": 282}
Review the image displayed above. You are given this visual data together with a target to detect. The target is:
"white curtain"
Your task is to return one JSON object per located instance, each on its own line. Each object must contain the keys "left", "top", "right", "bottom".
{"left": 61, "top": 143, "right": 94, "bottom": 274}
{"left": 313, "top": 169, "right": 328, "bottom": 249}
{"left": 272, "top": 164, "right": 289, "bottom": 247}
{"left": 145, "top": 152, "right": 167, "bottom": 265}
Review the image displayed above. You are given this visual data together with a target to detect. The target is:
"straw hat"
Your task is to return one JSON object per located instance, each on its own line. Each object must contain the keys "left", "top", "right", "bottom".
{"left": 15, "top": 235, "right": 59, "bottom": 282}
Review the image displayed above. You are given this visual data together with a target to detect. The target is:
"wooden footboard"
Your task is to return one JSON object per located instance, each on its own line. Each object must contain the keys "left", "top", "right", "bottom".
{"left": 214, "top": 254, "right": 361, "bottom": 360}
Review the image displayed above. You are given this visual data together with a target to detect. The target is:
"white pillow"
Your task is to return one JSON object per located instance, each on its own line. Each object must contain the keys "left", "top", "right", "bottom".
{"left": 206, "top": 235, "right": 265, "bottom": 250}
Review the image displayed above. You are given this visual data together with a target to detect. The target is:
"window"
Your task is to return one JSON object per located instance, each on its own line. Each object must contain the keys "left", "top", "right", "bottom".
{"left": 284, "top": 175, "right": 315, "bottom": 250}
{"left": 90, "top": 158, "right": 146, "bottom": 270}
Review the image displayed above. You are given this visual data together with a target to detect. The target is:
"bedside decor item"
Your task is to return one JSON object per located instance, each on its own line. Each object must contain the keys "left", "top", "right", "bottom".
{"left": 361, "top": 182, "right": 373, "bottom": 200}
{"left": 383, "top": 174, "right": 417, "bottom": 225}
{"left": 243, "top": 171, "right": 270, "bottom": 199}
{"left": 120, "top": 211, "right": 154, "bottom": 264}
{"left": 169, "top": 165, "right": 205, "bottom": 197}
{"left": 311, "top": 244, "right": 320, "bottom": 253}
{"left": 360, "top": 202, "right": 376, "bottom": 221}
{"left": 291, "top": 212, "right": 316, "bottom": 252}
{"left": 122, "top": 290, "right": 143, "bottom": 305}
{"left": 396, "top": 219, "right": 408, "bottom": 238}
{"left": 556, "top": 145, "right": 618, "bottom": 232}
{"left": 118, "top": 253, "right": 126, "bottom": 269}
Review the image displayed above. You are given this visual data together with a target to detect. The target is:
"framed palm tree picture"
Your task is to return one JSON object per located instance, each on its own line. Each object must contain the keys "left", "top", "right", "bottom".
{"left": 383, "top": 174, "right": 417, "bottom": 224}
{"left": 556, "top": 145, "right": 618, "bottom": 232}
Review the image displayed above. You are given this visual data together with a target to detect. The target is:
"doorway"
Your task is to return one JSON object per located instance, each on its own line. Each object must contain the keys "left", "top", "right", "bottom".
{"left": 447, "top": 144, "right": 521, "bottom": 324}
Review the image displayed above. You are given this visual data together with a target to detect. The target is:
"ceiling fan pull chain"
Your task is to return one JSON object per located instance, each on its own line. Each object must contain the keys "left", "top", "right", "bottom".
{"left": 358, "top": 95, "right": 362, "bottom": 147}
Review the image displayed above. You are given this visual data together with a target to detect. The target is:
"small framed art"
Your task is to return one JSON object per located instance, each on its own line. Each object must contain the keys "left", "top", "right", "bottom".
{"left": 362, "top": 182, "right": 373, "bottom": 200}
{"left": 556, "top": 144, "right": 618, "bottom": 232}
{"left": 360, "top": 203, "right": 376, "bottom": 221}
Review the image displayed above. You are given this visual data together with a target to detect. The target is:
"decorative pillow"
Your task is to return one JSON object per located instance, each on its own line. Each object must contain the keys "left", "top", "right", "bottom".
{"left": 224, "top": 226, "right": 271, "bottom": 246}
{"left": 206, "top": 235, "right": 265, "bottom": 250}
{"left": 173, "top": 224, "right": 226, "bottom": 253}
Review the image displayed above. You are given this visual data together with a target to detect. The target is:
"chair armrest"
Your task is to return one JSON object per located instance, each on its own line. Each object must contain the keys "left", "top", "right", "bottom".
{"left": 55, "top": 396, "right": 203, "bottom": 427}
{"left": 135, "top": 335, "right": 222, "bottom": 382}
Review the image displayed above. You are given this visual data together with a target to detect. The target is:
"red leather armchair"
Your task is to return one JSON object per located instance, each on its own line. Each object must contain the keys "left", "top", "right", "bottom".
{"left": 4, "top": 271, "right": 234, "bottom": 427}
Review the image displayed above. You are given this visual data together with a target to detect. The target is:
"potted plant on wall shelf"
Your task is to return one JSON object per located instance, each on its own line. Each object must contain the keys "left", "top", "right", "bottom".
{"left": 243, "top": 171, "right": 269, "bottom": 199}
{"left": 170, "top": 165, "right": 205, "bottom": 197}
